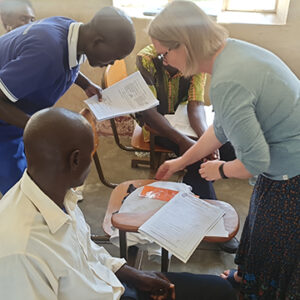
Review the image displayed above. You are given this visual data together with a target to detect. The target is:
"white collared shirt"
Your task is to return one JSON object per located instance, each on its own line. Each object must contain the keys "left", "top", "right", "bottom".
{"left": 0, "top": 171, "right": 126, "bottom": 300}
{"left": 68, "top": 22, "right": 86, "bottom": 69}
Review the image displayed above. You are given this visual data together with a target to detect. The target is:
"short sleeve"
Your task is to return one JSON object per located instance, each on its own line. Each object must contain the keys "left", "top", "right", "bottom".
{"left": 0, "top": 42, "right": 58, "bottom": 102}
{"left": 211, "top": 82, "right": 271, "bottom": 175}
{"left": 213, "top": 117, "right": 227, "bottom": 144}
{"left": 136, "top": 47, "right": 157, "bottom": 98}
{"left": 188, "top": 73, "right": 206, "bottom": 102}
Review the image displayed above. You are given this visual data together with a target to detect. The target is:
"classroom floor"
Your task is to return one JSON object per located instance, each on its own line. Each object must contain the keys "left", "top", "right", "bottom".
{"left": 79, "top": 136, "right": 253, "bottom": 275}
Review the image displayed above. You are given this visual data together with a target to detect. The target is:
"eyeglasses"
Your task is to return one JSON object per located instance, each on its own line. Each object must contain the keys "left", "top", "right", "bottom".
{"left": 157, "top": 48, "right": 171, "bottom": 61}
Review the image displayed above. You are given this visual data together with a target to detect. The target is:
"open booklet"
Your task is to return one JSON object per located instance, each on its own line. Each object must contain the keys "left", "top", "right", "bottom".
{"left": 138, "top": 192, "right": 226, "bottom": 263}
{"left": 85, "top": 71, "right": 159, "bottom": 121}
{"left": 165, "top": 104, "right": 215, "bottom": 138}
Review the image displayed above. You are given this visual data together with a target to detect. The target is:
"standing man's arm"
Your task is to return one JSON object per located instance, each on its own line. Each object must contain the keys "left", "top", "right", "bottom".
{"left": 0, "top": 89, "right": 29, "bottom": 128}
{"left": 75, "top": 72, "right": 102, "bottom": 99}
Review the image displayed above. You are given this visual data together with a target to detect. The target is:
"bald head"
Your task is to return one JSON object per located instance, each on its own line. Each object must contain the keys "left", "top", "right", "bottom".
{"left": 79, "top": 6, "right": 135, "bottom": 68}
{"left": 0, "top": 0, "right": 35, "bottom": 32}
{"left": 24, "top": 108, "right": 94, "bottom": 187}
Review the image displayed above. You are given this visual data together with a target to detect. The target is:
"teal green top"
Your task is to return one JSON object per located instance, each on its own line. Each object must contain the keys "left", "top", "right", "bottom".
{"left": 211, "top": 39, "right": 300, "bottom": 180}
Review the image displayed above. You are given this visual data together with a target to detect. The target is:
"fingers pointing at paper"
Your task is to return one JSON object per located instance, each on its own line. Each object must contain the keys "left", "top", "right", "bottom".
{"left": 84, "top": 82, "right": 103, "bottom": 100}
{"left": 155, "top": 157, "right": 184, "bottom": 180}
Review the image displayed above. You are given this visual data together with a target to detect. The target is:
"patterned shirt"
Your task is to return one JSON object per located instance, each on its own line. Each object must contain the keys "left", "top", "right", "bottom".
{"left": 137, "top": 44, "right": 206, "bottom": 141}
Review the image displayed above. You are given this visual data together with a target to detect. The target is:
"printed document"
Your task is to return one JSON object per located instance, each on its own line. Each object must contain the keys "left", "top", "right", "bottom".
{"left": 85, "top": 71, "right": 159, "bottom": 121}
{"left": 138, "top": 192, "right": 225, "bottom": 263}
{"left": 165, "top": 104, "right": 215, "bottom": 138}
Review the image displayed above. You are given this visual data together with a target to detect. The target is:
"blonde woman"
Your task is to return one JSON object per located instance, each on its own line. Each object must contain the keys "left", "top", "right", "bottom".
{"left": 152, "top": 1, "right": 300, "bottom": 299}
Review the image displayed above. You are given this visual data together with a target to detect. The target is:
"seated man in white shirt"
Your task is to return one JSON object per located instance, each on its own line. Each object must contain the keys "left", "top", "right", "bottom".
{"left": 0, "top": 107, "right": 236, "bottom": 300}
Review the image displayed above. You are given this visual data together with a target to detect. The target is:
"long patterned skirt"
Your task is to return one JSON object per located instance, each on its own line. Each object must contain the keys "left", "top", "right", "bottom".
{"left": 235, "top": 174, "right": 300, "bottom": 300}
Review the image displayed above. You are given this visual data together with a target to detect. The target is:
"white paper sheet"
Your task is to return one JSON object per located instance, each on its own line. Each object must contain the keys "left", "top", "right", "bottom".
{"left": 85, "top": 71, "right": 159, "bottom": 121}
{"left": 206, "top": 218, "right": 228, "bottom": 237}
{"left": 165, "top": 104, "right": 215, "bottom": 138}
{"left": 138, "top": 192, "right": 225, "bottom": 263}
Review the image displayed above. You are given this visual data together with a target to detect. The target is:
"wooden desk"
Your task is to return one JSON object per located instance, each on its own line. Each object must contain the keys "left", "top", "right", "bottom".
{"left": 103, "top": 180, "right": 239, "bottom": 271}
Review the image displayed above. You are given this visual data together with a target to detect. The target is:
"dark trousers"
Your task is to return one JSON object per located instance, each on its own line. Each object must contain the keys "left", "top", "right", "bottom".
{"left": 155, "top": 136, "right": 236, "bottom": 199}
{"left": 219, "top": 142, "right": 236, "bottom": 162}
{"left": 155, "top": 136, "right": 217, "bottom": 199}
{"left": 121, "top": 272, "right": 237, "bottom": 300}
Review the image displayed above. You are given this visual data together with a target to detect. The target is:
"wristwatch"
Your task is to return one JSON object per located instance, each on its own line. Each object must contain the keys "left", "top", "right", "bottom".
{"left": 219, "top": 163, "right": 228, "bottom": 179}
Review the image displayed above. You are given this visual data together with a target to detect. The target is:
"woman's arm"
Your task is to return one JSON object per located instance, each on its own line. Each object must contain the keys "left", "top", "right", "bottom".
{"left": 199, "top": 159, "right": 253, "bottom": 181}
{"left": 156, "top": 125, "right": 222, "bottom": 180}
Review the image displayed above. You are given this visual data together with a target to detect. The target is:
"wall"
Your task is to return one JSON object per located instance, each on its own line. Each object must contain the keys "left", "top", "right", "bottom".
{"left": 1, "top": 0, "right": 299, "bottom": 110}
{"left": 129, "top": 0, "right": 300, "bottom": 104}
{"left": 222, "top": 0, "right": 300, "bottom": 78}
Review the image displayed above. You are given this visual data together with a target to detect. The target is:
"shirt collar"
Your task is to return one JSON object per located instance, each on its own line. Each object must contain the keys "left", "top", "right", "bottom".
{"left": 20, "top": 171, "right": 79, "bottom": 234}
{"left": 67, "top": 22, "right": 86, "bottom": 69}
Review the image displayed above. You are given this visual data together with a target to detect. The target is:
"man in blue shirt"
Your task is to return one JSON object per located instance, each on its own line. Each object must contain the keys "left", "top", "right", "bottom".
{"left": 0, "top": 7, "right": 136, "bottom": 195}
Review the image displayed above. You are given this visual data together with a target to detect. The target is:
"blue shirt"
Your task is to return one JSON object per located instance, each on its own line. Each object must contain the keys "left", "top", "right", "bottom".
{"left": 0, "top": 16, "right": 81, "bottom": 136}
{"left": 211, "top": 39, "right": 300, "bottom": 180}
{"left": 0, "top": 17, "right": 84, "bottom": 195}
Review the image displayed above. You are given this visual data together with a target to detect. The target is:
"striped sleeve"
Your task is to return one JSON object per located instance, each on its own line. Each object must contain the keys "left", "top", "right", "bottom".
{"left": 0, "top": 78, "right": 18, "bottom": 102}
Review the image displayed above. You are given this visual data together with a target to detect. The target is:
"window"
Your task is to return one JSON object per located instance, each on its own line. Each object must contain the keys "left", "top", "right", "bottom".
{"left": 113, "top": 0, "right": 290, "bottom": 25}
{"left": 218, "top": 0, "right": 290, "bottom": 25}
{"left": 113, "top": 0, "right": 223, "bottom": 16}
{"left": 113, "top": 0, "right": 169, "bottom": 11}
{"left": 223, "top": 0, "right": 278, "bottom": 12}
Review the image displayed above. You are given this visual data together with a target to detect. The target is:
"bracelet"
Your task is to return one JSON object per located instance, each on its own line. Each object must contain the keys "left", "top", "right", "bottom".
{"left": 219, "top": 163, "right": 228, "bottom": 179}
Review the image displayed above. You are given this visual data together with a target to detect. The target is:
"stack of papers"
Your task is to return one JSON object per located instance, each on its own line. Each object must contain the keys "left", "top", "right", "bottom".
{"left": 85, "top": 71, "right": 159, "bottom": 121}
{"left": 138, "top": 192, "right": 227, "bottom": 263}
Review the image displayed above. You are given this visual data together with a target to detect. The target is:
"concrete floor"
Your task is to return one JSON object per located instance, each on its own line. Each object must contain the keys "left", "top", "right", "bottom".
{"left": 79, "top": 136, "right": 253, "bottom": 275}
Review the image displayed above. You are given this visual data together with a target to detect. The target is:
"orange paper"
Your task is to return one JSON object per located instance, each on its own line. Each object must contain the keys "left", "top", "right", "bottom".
{"left": 140, "top": 186, "right": 179, "bottom": 202}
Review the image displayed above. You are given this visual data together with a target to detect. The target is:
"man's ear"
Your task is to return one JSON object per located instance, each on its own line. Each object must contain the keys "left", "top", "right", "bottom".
{"left": 69, "top": 149, "right": 80, "bottom": 171}
{"left": 92, "top": 36, "right": 104, "bottom": 48}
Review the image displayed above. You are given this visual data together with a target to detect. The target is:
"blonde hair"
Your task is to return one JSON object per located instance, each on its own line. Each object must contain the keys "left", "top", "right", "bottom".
{"left": 148, "top": 1, "right": 228, "bottom": 76}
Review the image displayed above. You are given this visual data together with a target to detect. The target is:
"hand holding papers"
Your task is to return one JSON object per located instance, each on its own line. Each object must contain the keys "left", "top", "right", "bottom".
{"left": 138, "top": 192, "right": 227, "bottom": 263}
{"left": 85, "top": 71, "right": 159, "bottom": 121}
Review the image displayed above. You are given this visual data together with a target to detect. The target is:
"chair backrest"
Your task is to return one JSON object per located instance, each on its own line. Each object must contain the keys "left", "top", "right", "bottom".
{"left": 103, "top": 59, "right": 170, "bottom": 170}
{"left": 104, "top": 59, "right": 128, "bottom": 88}
{"left": 80, "top": 108, "right": 98, "bottom": 155}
